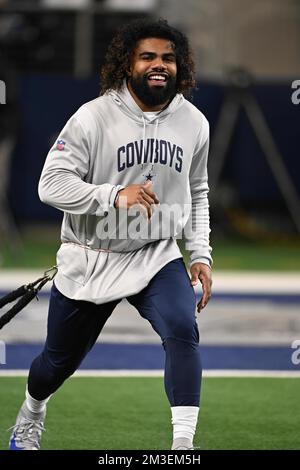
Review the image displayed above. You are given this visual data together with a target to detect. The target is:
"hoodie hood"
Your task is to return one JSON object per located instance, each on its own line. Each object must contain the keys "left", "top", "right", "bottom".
{"left": 108, "top": 81, "right": 185, "bottom": 125}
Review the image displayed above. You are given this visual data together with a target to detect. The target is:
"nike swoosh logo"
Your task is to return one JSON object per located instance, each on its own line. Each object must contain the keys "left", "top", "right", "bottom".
{"left": 9, "top": 433, "right": 25, "bottom": 450}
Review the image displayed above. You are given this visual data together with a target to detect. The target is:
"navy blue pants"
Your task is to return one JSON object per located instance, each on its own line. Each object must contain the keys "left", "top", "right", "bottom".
{"left": 28, "top": 258, "right": 202, "bottom": 406}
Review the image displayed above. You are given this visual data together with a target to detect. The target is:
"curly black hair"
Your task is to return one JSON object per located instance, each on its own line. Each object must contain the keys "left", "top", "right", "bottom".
{"left": 100, "top": 18, "right": 196, "bottom": 97}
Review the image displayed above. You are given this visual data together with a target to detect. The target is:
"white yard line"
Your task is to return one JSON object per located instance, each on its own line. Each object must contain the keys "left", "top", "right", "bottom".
{"left": 1, "top": 369, "right": 300, "bottom": 378}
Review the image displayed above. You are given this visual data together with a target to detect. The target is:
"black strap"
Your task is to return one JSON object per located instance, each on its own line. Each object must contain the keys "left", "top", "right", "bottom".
{"left": 0, "top": 285, "right": 28, "bottom": 309}
{"left": 0, "top": 266, "right": 57, "bottom": 330}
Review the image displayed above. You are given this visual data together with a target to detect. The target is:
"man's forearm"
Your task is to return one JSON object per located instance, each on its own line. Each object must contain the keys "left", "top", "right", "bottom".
{"left": 38, "top": 170, "right": 124, "bottom": 216}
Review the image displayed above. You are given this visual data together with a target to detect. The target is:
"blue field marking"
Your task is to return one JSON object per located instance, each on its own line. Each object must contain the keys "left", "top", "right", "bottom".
{"left": 1, "top": 290, "right": 300, "bottom": 303}
{"left": 0, "top": 343, "right": 299, "bottom": 371}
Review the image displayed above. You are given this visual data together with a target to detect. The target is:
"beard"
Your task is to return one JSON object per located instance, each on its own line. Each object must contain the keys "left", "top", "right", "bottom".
{"left": 129, "top": 73, "right": 177, "bottom": 107}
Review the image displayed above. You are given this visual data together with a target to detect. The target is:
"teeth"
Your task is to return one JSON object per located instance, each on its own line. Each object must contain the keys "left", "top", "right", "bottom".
{"left": 149, "top": 75, "right": 166, "bottom": 81}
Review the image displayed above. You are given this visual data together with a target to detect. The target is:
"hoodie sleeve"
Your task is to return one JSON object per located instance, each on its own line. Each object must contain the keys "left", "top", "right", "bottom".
{"left": 183, "top": 116, "right": 212, "bottom": 268}
{"left": 38, "top": 114, "right": 123, "bottom": 216}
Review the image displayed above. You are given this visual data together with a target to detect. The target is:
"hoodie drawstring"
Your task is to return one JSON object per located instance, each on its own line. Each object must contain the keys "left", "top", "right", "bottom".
{"left": 141, "top": 114, "right": 146, "bottom": 170}
{"left": 141, "top": 115, "right": 159, "bottom": 173}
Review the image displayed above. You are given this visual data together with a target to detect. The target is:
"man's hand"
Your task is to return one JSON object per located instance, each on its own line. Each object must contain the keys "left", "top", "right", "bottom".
{"left": 190, "top": 262, "right": 212, "bottom": 312}
{"left": 115, "top": 181, "right": 160, "bottom": 219}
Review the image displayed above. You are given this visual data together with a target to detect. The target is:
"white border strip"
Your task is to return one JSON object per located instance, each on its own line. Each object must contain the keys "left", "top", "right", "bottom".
{"left": 0, "top": 271, "right": 299, "bottom": 294}
{"left": 1, "top": 369, "right": 300, "bottom": 378}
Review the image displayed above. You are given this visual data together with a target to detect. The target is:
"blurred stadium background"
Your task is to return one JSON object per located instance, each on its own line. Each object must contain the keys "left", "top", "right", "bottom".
{"left": 0, "top": 0, "right": 300, "bottom": 450}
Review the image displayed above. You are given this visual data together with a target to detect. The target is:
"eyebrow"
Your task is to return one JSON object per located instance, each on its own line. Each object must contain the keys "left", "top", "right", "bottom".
{"left": 138, "top": 51, "right": 176, "bottom": 58}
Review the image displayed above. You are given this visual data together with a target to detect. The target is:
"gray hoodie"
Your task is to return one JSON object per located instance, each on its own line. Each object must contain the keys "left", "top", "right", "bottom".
{"left": 38, "top": 83, "right": 212, "bottom": 304}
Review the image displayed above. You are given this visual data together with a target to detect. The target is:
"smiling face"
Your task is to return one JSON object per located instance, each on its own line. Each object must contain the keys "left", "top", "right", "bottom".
{"left": 127, "top": 37, "right": 177, "bottom": 111}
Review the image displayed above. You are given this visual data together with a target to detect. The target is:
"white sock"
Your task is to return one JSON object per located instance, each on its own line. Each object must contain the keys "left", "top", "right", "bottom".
{"left": 25, "top": 386, "right": 51, "bottom": 414}
{"left": 171, "top": 406, "right": 199, "bottom": 443}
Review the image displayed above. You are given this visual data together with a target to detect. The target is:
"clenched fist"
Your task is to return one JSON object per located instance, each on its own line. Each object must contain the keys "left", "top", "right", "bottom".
{"left": 115, "top": 181, "right": 160, "bottom": 219}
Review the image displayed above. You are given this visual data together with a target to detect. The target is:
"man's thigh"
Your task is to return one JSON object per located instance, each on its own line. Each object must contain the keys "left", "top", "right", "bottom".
{"left": 45, "top": 282, "right": 119, "bottom": 357}
{"left": 127, "top": 258, "right": 197, "bottom": 340}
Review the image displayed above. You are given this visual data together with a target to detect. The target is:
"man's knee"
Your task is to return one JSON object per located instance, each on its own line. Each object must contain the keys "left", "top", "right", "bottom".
{"left": 39, "top": 351, "right": 79, "bottom": 382}
{"left": 163, "top": 336, "right": 200, "bottom": 357}
{"left": 166, "top": 310, "right": 199, "bottom": 343}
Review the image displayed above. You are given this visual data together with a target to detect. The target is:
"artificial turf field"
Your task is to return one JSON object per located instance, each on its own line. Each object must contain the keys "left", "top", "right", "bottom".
{"left": 0, "top": 376, "right": 299, "bottom": 450}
